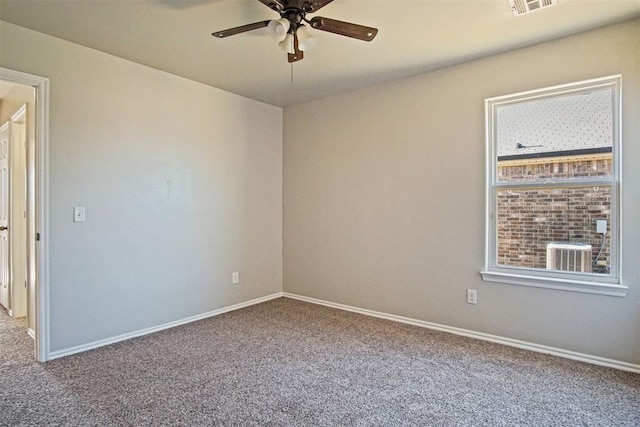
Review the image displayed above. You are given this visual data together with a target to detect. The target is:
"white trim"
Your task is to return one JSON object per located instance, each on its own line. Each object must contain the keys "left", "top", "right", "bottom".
{"left": 283, "top": 292, "right": 640, "bottom": 374}
{"left": 0, "top": 67, "right": 50, "bottom": 362}
{"left": 486, "top": 75, "right": 622, "bottom": 105}
{"left": 480, "top": 270, "right": 628, "bottom": 297}
{"left": 48, "top": 292, "right": 283, "bottom": 360}
{"left": 36, "top": 76, "right": 50, "bottom": 363}
{"left": 27, "top": 327, "right": 36, "bottom": 339}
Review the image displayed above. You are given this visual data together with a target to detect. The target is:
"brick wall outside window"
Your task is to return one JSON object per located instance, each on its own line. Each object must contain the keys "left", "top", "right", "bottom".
{"left": 497, "top": 157, "right": 611, "bottom": 273}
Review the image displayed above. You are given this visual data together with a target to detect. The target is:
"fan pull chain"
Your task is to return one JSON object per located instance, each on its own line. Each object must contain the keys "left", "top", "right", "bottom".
{"left": 290, "top": 63, "right": 294, "bottom": 83}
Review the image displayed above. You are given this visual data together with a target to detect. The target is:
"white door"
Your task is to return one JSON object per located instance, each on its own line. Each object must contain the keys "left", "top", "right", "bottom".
{"left": 9, "top": 105, "right": 27, "bottom": 318}
{"left": 0, "top": 121, "right": 9, "bottom": 310}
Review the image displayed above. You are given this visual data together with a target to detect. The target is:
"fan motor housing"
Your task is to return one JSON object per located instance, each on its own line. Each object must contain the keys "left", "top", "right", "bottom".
{"left": 281, "top": 8, "right": 305, "bottom": 26}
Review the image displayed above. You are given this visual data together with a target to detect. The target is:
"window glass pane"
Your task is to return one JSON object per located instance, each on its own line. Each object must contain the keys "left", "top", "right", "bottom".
{"left": 485, "top": 76, "right": 621, "bottom": 291}
{"left": 498, "top": 157, "right": 612, "bottom": 182}
{"left": 496, "top": 185, "right": 611, "bottom": 274}
{"left": 496, "top": 88, "right": 613, "bottom": 182}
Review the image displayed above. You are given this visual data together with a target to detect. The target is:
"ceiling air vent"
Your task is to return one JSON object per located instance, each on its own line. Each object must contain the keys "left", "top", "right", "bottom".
{"left": 508, "top": 0, "right": 558, "bottom": 16}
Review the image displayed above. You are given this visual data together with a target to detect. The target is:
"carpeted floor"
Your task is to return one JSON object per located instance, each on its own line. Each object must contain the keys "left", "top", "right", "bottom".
{"left": 1, "top": 297, "right": 639, "bottom": 426}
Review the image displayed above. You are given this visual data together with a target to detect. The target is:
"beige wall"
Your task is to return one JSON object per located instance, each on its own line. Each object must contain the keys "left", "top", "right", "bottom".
{"left": 0, "top": 83, "right": 34, "bottom": 124}
{"left": 1, "top": 21, "right": 283, "bottom": 353}
{"left": 283, "top": 19, "right": 640, "bottom": 364}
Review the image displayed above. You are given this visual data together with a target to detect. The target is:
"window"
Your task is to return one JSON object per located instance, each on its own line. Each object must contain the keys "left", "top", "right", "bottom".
{"left": 481, "top": 76, "right": 626, "bottom": 296}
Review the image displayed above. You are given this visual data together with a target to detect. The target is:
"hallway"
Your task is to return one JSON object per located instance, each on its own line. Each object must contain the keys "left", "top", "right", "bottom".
{"left": 0, "top": 309, "right": 31, "bottom": 365}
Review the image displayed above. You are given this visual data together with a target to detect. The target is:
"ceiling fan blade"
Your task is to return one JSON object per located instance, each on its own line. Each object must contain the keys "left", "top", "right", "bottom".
{"left": 211, "top": 20, "right": 270, "bottom": 38}
{"left": 288, "top": 33, "right": 304, "bottom": 63}
{"left": 309, "top": 16, "right": 378, "bottom": 41}
{"left": 301, "top": 0, "right": 335, "bottom": 13}
{"left": 259, "top": 1, "right": 334, "bottom": 12}
{"left": 257, "top": 0, "right": 285, "bottom": 12}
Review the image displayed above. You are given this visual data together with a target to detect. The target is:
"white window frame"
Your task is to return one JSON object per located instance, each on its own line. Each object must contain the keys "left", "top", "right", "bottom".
{"left": 481, "top": 75, "right": 626, "bottom": 297}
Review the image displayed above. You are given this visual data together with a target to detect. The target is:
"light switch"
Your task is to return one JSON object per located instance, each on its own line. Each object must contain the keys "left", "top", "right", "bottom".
{"left": 74, "top": 206, "right": 86, "bottom": 223}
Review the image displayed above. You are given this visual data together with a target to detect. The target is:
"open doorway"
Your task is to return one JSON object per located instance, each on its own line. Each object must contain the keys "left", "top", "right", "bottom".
{"left": 0, "top": 67, "right": 49, "bottom": 362}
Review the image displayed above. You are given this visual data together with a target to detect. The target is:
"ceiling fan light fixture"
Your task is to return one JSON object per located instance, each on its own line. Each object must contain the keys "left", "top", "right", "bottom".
{"left": 278, "top": 33, "right": 295, "bottom": 54}
{"left": 296, "top": 25, "right": 317, "bottom": 51}
{"left": 268, "top": 18, "right": 290, "bottom": 42}
{"left": 211, "top": 0, "right": 380, "bottom": 63}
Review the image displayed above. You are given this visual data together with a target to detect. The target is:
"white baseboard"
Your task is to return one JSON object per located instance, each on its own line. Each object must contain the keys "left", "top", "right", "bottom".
{"left": 46, "top": 291, "right": 640, "bottom": 373}
{"left": 48, "top": 292, "right": 284, "bottom": 361}
{"left": 283, "top": 292, "right": 640, "bottom": 374}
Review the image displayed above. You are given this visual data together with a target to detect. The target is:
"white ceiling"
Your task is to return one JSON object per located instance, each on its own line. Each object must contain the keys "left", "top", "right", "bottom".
{"left": 1, "top": 0, "right": 639, "bottom": 107}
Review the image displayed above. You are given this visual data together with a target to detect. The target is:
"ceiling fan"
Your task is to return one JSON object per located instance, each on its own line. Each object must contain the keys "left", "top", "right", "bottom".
{"left": 212, "top": 0, "right": 379, "bottom": 63}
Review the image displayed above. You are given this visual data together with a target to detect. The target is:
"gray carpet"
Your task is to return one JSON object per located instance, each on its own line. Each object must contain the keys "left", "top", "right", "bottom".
{"left": 1, "top": 297, "right": 639, "bottom": 426}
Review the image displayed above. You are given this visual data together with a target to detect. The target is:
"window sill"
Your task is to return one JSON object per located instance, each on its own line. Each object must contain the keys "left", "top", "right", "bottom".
{"left": 480, "top": 270, "right": 628, "bottom": 297}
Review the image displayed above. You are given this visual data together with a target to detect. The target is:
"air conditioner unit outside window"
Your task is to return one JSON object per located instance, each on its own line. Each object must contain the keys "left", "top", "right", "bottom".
{"left": 508, "top": 0, "right": 558, "bottom": 16}
{"left": 546, "top": 242, "right": 592, "bottom": 273}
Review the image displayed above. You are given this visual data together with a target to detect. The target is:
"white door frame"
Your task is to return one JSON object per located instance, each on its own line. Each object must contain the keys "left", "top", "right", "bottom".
{"left": 0, "top": 67, "right": 50, "bottom": 362}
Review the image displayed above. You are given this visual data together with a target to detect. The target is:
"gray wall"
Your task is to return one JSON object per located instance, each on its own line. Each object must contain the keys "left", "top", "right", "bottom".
{"left": 1, "top": 22, "right": 283, "bottom": 353}
{"left": 283, "top": 19, "right": 640, "bottom": 364}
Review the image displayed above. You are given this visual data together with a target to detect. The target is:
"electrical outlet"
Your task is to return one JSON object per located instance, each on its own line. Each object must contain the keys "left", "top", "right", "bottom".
{"left": 467, "top": 289, "right": 477, "bottom": 305}
{"left": 232, "top": 272, "right": 239, "bottom": 284}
